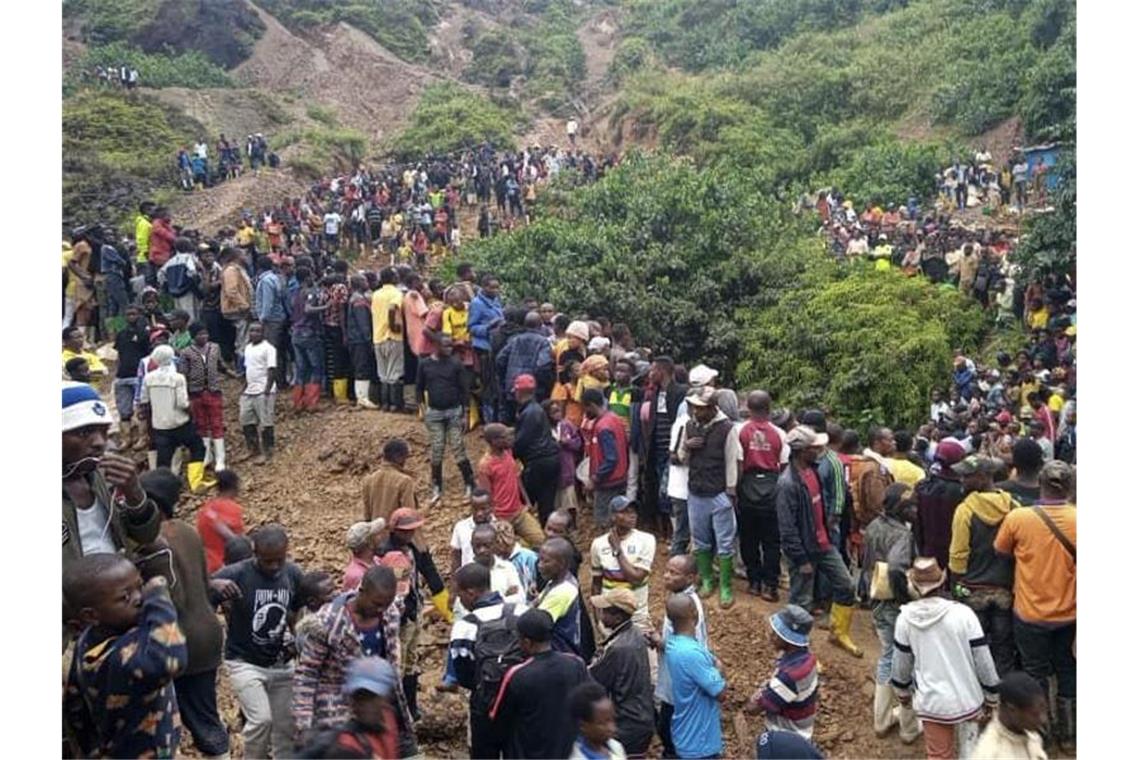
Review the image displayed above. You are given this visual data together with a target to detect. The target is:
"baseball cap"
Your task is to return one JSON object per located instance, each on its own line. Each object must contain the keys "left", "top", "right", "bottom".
{"left": 512, "top": 373, "right": 536, "bottom": 392}
{"left": 951, "top": 455, "right": 999, "bottom": 476}
{"left": 769, "top": 604, "right": 814, "bottom": 647}
{"left": 566, "top": 320, "right": 590, "bottom": 341}
{"left": 1040, "top": 460, "right": 1074, "bottom": 494}
{"left": 345, "top": 519, "right": 386, "bottom": 550}
{"left": 609, "top": 495, "right": 637, "bottom": 513}
{"left": 685, "top": 386, "right": 717, "bottom": 408}
{"left": 786, "top": 425, "right": 828, "bottom": 450}
{"left": 63, "top": 382, "right": 112, "bottom": 432}
{"left": 934, "top": 438, "right": 966, "bottom": 465}
{"left": 342, "top": 657, "right": 397, "bottom": 698}
{"left": 688, "top": 364, "right": 719, "bottom": 388}
{"left": 590, "top": 588, "right": 638, "bottom": 616}
{"left": 389, "top": 507, "right": 425, "bottom": 531}
{"left": 756, "top": 730, "right": 823, "bottom": 759}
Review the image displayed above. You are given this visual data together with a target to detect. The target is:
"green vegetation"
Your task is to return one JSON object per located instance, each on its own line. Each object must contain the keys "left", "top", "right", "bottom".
{"left": 63, "top": 90, "right": 203, "bottom": 226}
{"left": 1010, "top": 153, "right": 1076, "bottom": 285}
{"left": 281, "top": 127, "right": 369, "bottom": 178}
{"left": 465, "top": 153, "right": 820, "bottom": 375}
{"left": 305, "top": 104, "right": 339, "bottom": 128}
{"left": 738, "top": 263, "right": 987, "bottom": 429}
{"left": 63, "top": 0, "right": 264, "bottom": 68}
{"left": 462, "top": 0, "right": 585, "bottom": 113}
{"left": 257, "top": 0, "right": 440, "bottom": 63}
{"left": 74, "top": 42, "right": 233, "bottom": 90}
{"left": 388, "top": 83, "right": 521, "bottom": 160}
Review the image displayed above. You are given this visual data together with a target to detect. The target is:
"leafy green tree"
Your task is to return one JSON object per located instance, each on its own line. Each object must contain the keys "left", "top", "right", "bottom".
{"left": 388, "top": 83, "right": 520, "bottom": 160}
{"left": 1010, "top": 153, "right": 1075, "bottom": 284}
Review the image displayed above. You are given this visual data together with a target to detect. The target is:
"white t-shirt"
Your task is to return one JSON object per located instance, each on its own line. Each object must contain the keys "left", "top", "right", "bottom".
{"left": 323, "top": 213, "right": 343, "bottom": 235}
{"left": 666, "top": 416, "right": 689, "bottom": 500}
{"left": 449, "top": 516, "right": 497, "bottom": 567}
{"left": 195, "top": 142, "right": 208, "bottom": 159}
{"left": 566, "top": 119, "right": 579, "bottom": 136}
{"left": 243, "top": 341, "right": 278, "bottom": 395}
{"left": 76, "top": 499, "right": 117, "bottom": 556}
{"left": 590, "top": 529, "right": 656, "bottom": 628}
{"left": 455, "top": 557, "right": 525, "bottom": 615}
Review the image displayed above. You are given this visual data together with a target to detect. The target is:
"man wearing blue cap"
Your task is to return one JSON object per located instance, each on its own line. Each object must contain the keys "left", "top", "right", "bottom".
{"left": 300, "top": 657, "right": 400, "bottom": 758}
{"left": 62, "top": 382, "right": 161, "bottom": 580}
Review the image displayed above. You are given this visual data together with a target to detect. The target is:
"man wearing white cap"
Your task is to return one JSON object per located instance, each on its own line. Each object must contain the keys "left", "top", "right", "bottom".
{"left": 62, "top": 382, "right": 162, "bottom": 580}
{"left": 341, "top": 518, "right": 386, "bottom": 592}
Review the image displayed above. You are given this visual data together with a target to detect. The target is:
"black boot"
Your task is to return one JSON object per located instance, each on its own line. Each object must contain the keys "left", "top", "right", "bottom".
{"left": 402, "top": 674, "right": 421, "bottom": 721}
{"left": 391, "top": 382, "right": 405, "bottom": 413}
{"left": 458, "top": 460, "right": 475, "bottom": 488}
{"left": 381, "top": 383, "right": 393, "bottom": 412}
{"left": 429, "top": 463, "right": 443, "bottom": 505}
{"left": 243, "top": 424, "right": 260, "bottom": 461}
{"left": 261, "top": 427, "right": 275, "bottom": 464}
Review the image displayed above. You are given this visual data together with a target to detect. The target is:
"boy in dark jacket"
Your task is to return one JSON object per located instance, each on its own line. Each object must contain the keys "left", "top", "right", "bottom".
{"left": 346, "top": 275, "right": 378, "bottom": 409}
{"left": 63, "top": 555, "right": 188, "bottom": 758}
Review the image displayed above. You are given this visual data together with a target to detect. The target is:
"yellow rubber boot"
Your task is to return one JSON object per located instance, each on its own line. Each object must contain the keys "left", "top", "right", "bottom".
{"left": 828, "top": 603, "right": 864, "bottom": 658}
{"left": 333, "top": 378, "right": 350, "bottom": 404}
{"left": 430, "top": 589, "right": 454, "bottom": 624}
{"left": 187, "top": 461, "right": 217, "bottom": 494}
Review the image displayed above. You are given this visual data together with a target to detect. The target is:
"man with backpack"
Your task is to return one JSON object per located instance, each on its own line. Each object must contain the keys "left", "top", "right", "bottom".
{"left": 736, "top": 390, "right": 788, "bottom": 602}
{"left": 442, "top": 562, "right": 526, "bottom": 758}
{"left": 158, "top": 237, "right": 201, "bottom": 322}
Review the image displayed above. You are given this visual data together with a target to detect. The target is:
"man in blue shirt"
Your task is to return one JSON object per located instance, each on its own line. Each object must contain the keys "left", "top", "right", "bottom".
{"left": 467, "top": 275, "right": 504, "bottom": 423}
{"left": 254, "top": 256, "right": 289, "bottom": 388}
{"left": 663, "top": 593, "right": 727, "bottom": 758}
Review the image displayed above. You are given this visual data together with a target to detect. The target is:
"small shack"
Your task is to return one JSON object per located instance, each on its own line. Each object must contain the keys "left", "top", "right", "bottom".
{"left": 1019, "top": 143, "right": 1062, "bottom": 191}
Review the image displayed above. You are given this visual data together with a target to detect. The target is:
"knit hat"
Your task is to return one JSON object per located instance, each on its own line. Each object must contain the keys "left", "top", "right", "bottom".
{"left": 587, "top": 336, "right": 611, "bottom": 354}
{"left": 63, "top": 382, "right": 112, "bottom": 432}
{"left": 566, "top": 320, "right": 590, "bottom": 341}
{"left": 512, "top": 373, "right": 536, "bottom": 392}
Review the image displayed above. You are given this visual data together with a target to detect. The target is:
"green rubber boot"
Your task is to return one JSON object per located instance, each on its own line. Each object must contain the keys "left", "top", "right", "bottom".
{"left": 718, "top": 554, "right": 736, "bottom": 609}
{"left": 695, "top": 550, "right": 715, "bottom": 598}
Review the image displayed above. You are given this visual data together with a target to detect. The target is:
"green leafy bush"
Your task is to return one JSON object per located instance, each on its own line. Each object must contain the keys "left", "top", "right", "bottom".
{"left": 75, "top": 42, "right": 233, "bottom": 89}
{"left": 1010, "top": 152, "right": 1075, "bottom": 284}
{"left": 388, "top": 83, "right": 520, "bottom": 160}
{"left": 822, "top": 139, "right": 954, "bottom": 208}
{"left": 737, "top": 262, "right": 988, "bottom": 428}
{"left": 306, "top": 103, "right": 339, "bottom": 128}
{"left": 465, "top": 153, "right": 819, "bottom": 375}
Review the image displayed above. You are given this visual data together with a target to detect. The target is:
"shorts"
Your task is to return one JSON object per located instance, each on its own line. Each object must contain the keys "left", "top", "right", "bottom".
{"left": 113, "top": 378, "right": 138, "bottom": 421}
{"left": 239, "top": 393, "right": 276, "bottom": 428}
{"left": 190, "top": 391, "right": 225, "bottom": 438}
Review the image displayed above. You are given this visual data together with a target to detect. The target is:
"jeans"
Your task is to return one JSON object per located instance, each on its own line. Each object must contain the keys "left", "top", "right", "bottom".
{"left": 789, "top": 547, "right": 855, "bottom": 607}
{"left": 293, "top": 336, "right": 324, "bottom": 385}
{"left": 594, "top": 485, "right": 625, "bottom": 530}
{"left": 963, "top": 588, "right": 1016, "bottom": 676}
{"left": 523, "top": 455, "right": 561, "bottom": 526}
{"left": 669, "top": 497, "right": 690, "bottom": 556}
{"left": 1013, "top": 617, "right": 1076, "bottom": 699}
{"left": 105, "top": 277, "right": 129, "bottom": 319}
{"left": 872, "top": 602, "right": 903, "bottom": 684}
{"left": 113, "top": 378, "right": 138, "bottom": 422}
{"left": 687, "top": 492, "right": 737, "bottom": 557}
{"left": 738, "top": 506, "right": 781, "bottom": 589}
{"left": 174, "top": 668, "right": 229, "bottom": 756}
{"left": 425, "top": 406, "right": 469, "bottom": 466}
{"left": 225, "top": 659, "right": 294, "bottom": 760}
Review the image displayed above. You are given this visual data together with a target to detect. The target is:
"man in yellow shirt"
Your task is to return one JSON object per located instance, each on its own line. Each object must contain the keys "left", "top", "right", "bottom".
{"left": 886, "top": 430, "right": 926, "bottom": 488}
{"left": 372, "top": 268, "right": 405, "bottom": 412}
{"left": 62, "top": 326, "right": 107, "bottom": 377}
{"left": 135, "top": 202, "right": 154, "bottom": 265}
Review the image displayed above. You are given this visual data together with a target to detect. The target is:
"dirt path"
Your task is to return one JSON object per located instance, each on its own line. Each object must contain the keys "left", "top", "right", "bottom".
{"left": 165, "top": 379, "right": 922, "bottom": 757}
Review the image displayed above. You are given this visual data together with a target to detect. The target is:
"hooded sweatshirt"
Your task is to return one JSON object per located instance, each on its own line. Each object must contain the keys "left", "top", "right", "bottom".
{"left": 891, "top": 596, "right": 999, "bottom": 723}
{"left": 948, "top": 490, "right": 1014, "bottom": 589}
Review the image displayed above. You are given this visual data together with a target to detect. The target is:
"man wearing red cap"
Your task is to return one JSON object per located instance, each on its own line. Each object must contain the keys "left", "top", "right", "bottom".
{"left": 512, "top": 373, "right": 562, "bottom": 525}
{"left": 913, "top": 439, "right": 967, "bottom": 573}
{"left": 375, "top": 507, "right": 452, "bottom": 723}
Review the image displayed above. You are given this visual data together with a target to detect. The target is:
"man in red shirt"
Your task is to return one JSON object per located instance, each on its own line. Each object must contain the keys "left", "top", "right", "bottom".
{"left": 195, "top": 469, "right": 244, "bottom": 573}
{"left": 582, "top": 388, "right": 630, "bottom": 530}
{"left": 776, "top": 426, "right": 862, "bottom": 658}
{"left": 477, "top": 424, "right": 545, "bottom": 548}
{"left": 736, "top": 390, "right": 788, "bottom": 601}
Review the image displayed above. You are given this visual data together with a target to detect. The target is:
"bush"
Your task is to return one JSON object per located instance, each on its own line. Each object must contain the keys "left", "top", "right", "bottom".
{"left": 608, "top": 37, "right": 656, "bottom": 83}
{"left": 258, "top": 0, "right": 440, "bottom": 63}
{"left": 464, "top": 153, "right": 819, "bottom": 375}
{"left": 737, "top": 262, "right": 988, "bottom": 428}
{"left": 76, "top": 42, "right": 234, "bottom": 89}
{"left": 822, "top": 139, "right": 954, "bottom": 208}
{"left": 1010, "top": 152, "right": 1075, "bottom": 284}
{"left": 306, "top": 104, "right": 339, "bottom": 128}
{"left": 388, "top": 83, "right": 520, "bottom": 160}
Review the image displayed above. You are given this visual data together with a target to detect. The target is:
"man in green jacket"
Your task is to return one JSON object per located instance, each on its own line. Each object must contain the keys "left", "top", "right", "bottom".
{"left": 62, "top": 382, "right": 162, "bottom": 582}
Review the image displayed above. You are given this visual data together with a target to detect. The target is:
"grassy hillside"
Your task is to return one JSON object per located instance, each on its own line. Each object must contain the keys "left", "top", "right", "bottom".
{"left": 256, "top": 0, "right": 442, "bottom": 63}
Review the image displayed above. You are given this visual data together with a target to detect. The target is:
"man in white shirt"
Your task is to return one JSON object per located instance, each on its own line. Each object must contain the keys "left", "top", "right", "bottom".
{"left": 590, "top": 496, "right": 656, "bottom": 632}
{"left": 241, "top": 322, "right": 277, "bottom": 465}
{"left": 455, "top": 524, "right": 524, "bottom": 615}
{"left": 566, "top": 118, "right": 579, "bottom": 146}
{"left": 323, "top": 211, "right": 343, "bottom": 253}
{"left": 195, "top": 140, "right": 208, "bottom": 159}
{"left": 450, "top": 489, "right": 495, "bottom": 573}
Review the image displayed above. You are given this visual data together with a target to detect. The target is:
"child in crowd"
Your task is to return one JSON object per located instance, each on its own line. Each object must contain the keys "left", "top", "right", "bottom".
{"left": 545, "top": 399, "right": 582, "bottom": 515}
{"left": 63, "top": 555, "right": 188, "bottom": 758}
{"left": 196, "top": 469, "right": 245, "bottom": 574}
{"left": 494, "top": 521, "right": 539, "bottom": 602}
{"left": 450, "top": 488, "right": 495, "bottom": 573}
{"left": 477, "top": 423, "right": 546, "bottom": 548}
{"left": 649, "top": 555, "right": 708, "bottom": 757}
{"left": 972, "top": 672, "right": 1049, "bottom": 760}
{"left": 343, "top": 518, "right": 387, "bottom": 592}
{"left": 294, "top": 571, "right": 335, "bottom": 654}
{"left": 745, "top": 605, "right": 820, "bottom": 740}
{"left": 568, "top": 681, "right": 627, "bottom": 760}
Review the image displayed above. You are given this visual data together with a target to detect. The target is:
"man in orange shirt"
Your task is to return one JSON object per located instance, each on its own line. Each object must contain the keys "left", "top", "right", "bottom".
{"left": 993, "top": 460, "right": 1076, "bottom": 753}
{"left": 196, "top": 469, "right": 245, "bottom": 574}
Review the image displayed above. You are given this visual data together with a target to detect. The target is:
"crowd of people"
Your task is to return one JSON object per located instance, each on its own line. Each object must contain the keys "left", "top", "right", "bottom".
{"left": 62, "top": 140, "right": 1076, "bottom": 759}
{"left": 176, "top": 133, "right": 278, "bottom": 191}
{"left": 89, "top": 63, "right": 140, "bottom": 90}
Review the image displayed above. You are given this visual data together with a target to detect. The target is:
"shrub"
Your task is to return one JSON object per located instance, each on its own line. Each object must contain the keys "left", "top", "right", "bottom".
{"left": 388, "top": 83, "right": 520, "bottom": 160}
{"left": 305, "top": 104, "right": 339, "bottom": 128}
{"left": 75, "top": 42, "right": 233, "bottom": 89}
{"left": 257, "top": 0, "right": 440, "bottom": 63}
{"left": 737, "top": 262, "right": 988, "bottom": 429}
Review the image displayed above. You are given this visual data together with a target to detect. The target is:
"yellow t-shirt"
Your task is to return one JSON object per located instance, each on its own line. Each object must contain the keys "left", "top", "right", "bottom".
{"left": 442, "top": 306, "right": 470, "bottom": 343}
{"left": 236, "top": 227, "right": 256, "bottom": 247}
{"left": 887, "top": 458, "right": 926, "bottom": 489}
{"left": 1048, "top": 393, "right": 1065, "bottom": 414}
{"left": 63, "top": 244, "right": 77, "bottom": 299}
{"left": 1028, "top": 308, "right": 1048, "bottom": 330}
{"left": 62, "top": 348, "right": 107, "bottom": 376}
{"left": 371, "top": 285, "right": 404, "bottom": 344}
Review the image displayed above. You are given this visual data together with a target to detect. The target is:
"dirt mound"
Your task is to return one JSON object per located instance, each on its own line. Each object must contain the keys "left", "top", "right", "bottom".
{"left": 146, "top": 87, "right": 292, "bottom": 145}
{"left": 167, "top": 168, "right": 309, "bottom": 233}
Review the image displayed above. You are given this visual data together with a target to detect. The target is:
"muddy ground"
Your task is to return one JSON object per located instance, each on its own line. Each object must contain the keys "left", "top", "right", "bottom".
{"left": 157, "top": 380, "right": 921, "bottom": 758}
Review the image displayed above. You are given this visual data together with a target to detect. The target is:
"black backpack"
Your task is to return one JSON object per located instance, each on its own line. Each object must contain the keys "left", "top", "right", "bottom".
{"left": 469, "top": 603, "right": 524, "bottom": 714}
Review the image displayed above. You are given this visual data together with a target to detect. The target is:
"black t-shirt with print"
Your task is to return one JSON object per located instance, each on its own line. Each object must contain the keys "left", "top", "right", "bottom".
{"left": 214, "top": 558, "right": 305, "bottom": 667}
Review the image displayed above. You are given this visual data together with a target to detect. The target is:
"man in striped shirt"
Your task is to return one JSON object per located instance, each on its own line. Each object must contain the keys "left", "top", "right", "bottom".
{"left": 745, "top": 605, "right": 820, "bottom": 740}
